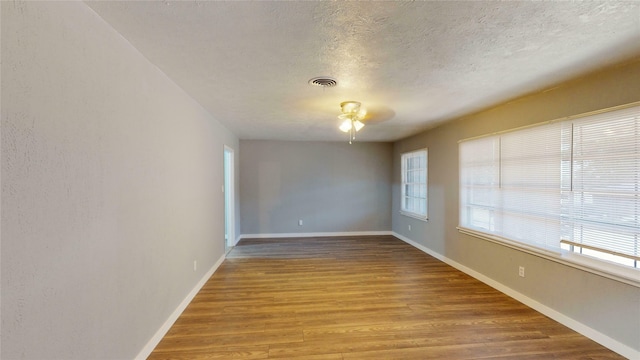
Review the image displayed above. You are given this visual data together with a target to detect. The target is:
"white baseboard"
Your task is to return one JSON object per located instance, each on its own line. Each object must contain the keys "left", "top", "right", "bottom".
{"left": 135, "top": 254, "right": 226, "bottom": 360}
{"left": 392, "top": 232, "right": 639, "bottom": 360}
{"left": 238, "top": 230, "right": 392, "bottom": 240}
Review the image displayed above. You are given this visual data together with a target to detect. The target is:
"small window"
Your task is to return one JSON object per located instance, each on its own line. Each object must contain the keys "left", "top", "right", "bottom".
{"left": 401, "top": 149, "right": 428, "bottom": 219}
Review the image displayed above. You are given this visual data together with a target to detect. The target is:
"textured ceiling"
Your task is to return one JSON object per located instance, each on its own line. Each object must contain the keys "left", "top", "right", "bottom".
{"left": 86, "top": 1, "right": 640, "bottom": 142}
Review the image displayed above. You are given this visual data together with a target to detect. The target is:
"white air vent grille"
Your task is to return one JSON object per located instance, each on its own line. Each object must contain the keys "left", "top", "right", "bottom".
{"left": 308, "top": 77, "right": 337, "bottom": 88}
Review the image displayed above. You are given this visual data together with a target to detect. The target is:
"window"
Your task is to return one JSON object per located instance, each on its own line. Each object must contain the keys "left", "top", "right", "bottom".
{"left": 460, "top": 104, "right": 639, "bottom": 273}
{"left": 401, "top": 149, "right": 428, "bottom": 219}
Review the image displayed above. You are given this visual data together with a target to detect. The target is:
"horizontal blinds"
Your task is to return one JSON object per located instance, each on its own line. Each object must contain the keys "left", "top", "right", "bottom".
{"left": 460, "top": 104, "right": 639, "bottom": 267}
{"left": 561, "top": 106, "right": 639, "bottom": 263}
{"left": 500, "top": 123, "right": 564, "bottom": 250}
{"left": 460, "top": 136, "right": 499, "bottom": 231}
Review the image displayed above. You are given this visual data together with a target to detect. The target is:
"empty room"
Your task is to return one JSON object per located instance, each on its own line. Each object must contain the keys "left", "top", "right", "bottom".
{"left": 2, "top": 1, "right": 639, "bottom": 359}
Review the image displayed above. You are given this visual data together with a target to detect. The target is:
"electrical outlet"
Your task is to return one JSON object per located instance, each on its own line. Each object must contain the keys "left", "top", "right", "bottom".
{"left": 408, "top": 224, "right": 412, "bottom": 231}
{"left": 518, "top": 266, "right": 525, "bottom": 278}
{"left": 298, "top": 219, "right": 303, "bottom": 226}
{"left": 194, "top": 260, "right": 197, "bottom": 272}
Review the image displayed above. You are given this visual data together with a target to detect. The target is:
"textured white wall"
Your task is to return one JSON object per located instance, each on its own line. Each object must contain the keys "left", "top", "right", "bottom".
{"left": 392, "top": 59, "right": 640, "bottom": 354}
{"left": 1, "top": 1, "right": 238, "bottom": 359}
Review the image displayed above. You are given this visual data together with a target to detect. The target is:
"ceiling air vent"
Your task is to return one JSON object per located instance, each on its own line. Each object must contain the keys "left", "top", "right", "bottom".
{"left": 308, "top": 77, "right": 337, "bottom": 88}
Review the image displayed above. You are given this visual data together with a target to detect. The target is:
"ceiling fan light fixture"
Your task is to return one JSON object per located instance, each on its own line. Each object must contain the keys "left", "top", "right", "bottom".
{"left": 340, "top": 101, "right": 361, "bottom": 114}
{"left": 338, "top": 101, "right": 366, "bottom": 144}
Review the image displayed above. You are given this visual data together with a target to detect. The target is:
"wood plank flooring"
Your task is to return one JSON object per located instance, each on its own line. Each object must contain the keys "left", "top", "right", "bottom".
{"left": 148, "top": 235, "right": 624, "bottom": 359}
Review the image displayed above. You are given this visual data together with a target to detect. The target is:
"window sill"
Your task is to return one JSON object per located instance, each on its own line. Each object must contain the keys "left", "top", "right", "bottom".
{"left": 400, "top": 211, "right": 428, "bottom": 222}
{"left": 457, "top": 226, "right": 640, "bottom": 288}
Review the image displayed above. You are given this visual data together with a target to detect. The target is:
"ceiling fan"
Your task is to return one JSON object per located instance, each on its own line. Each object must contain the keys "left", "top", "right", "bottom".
{"left": 338, "top": 101, "right": 366, "bottom": 144}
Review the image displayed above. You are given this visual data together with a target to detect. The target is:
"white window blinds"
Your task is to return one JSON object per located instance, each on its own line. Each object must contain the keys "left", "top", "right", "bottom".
{"left": 560, "top": 106, "right": 640, "bottom": 267}
{"left": 459, "top": 136, "right": 500, "bottom": 232}
{"left": 460, "top": 105, "right": 640, "bottom": 268}
{"left": 500, "top": 123, "right": 565, "bottom": 250}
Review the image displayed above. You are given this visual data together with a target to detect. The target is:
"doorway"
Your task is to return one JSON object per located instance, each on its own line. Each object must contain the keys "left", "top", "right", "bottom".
{"left": 223, "top": 146, "right": 235, "bottom": 253}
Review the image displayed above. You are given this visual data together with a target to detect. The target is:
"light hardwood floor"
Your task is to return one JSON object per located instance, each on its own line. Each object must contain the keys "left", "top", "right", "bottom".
{"left": 149, "top": 235, "right": 624, "bottom": 359}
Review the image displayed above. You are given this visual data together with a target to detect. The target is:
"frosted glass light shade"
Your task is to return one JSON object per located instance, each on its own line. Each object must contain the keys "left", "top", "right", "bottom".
{"left": 339, "top": 119, "right": 352, "bottom": 132}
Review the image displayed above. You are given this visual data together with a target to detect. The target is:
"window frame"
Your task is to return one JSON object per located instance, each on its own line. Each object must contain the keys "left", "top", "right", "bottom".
{"left": 401, "top": 148, "right": 428, "bottom": 220}
{"left": 458, "top": 102, "right": 640, "bottom": 287}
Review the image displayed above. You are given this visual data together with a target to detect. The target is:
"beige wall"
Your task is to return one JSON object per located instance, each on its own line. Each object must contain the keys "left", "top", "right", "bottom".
{"left": 1, "top": 2, "right": 239, "bottom": 358}
{"left": 392, "top": 58, "right": 640, "bottom": 354}
{"left": 240, "top": 140, "right": 392, "bottom": 235}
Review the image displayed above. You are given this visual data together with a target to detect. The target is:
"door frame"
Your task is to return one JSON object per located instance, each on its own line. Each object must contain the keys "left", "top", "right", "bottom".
{"left": 223, "top": 145, "right": 235, "bottom": 251}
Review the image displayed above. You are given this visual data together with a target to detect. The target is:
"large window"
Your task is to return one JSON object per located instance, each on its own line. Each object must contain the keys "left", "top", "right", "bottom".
{"left": 401, "top": 149, "right": 428, "bottom": 219}
{"left": 459, "top": 104, "right": 639, "bottom": 273}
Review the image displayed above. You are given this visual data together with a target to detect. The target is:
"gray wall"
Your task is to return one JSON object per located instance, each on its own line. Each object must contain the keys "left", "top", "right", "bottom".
{"left": 1, "top": 2, "right": 239, "bottom": 359}
{"left": 392, "top": 59, "right": 640, "bottom": 352}
{"left": 240, "top": 140, "right": 392, "bottom": 235}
